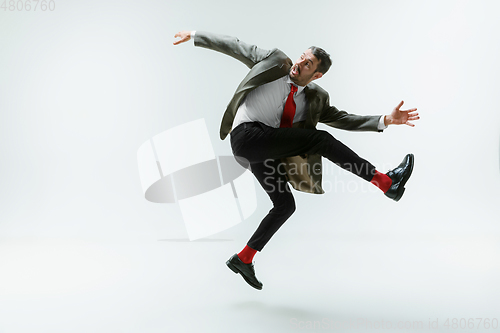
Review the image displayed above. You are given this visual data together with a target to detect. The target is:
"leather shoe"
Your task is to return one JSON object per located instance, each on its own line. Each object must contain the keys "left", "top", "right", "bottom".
{"left": 385, "top": 154, "right": 414, "bottom": 202}
{"left": 226, "top": 254, "right": 263, "bottom": 290}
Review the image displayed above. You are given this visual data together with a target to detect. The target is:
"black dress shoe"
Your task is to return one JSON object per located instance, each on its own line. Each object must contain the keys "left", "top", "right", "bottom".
{"left": 226, "top": 254, "right": 263, "bottom": 290}
{"left": 385, "top": 154, "right": 414, "bottom": 202}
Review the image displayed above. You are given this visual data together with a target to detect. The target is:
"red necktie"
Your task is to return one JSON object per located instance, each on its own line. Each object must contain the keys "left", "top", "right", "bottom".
{"left": 280, "top": 84, "right": 298, "bottom": 128}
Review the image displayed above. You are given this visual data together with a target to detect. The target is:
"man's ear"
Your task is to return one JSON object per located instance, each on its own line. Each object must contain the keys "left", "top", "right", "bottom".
{"left": 312, "top": 72, "right": 323, "bottom": 81}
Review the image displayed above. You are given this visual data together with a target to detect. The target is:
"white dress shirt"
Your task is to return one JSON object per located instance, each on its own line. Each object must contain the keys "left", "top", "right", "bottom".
{"left": 231, "top": 74, "right": 387, "bottom": 131}
{"left": 232, "top": 75, "right": 307, "bottom": 130}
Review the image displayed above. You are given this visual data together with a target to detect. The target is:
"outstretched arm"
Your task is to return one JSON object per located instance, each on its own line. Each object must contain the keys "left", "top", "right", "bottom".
{"left": 318, "top": 98, "right": 418, "bottom": 132}
{"left": 384, "top": 101, "right": 419, "bottom": 127}
{"left": 173, "top": 30, "right": 273, "bottom": 69}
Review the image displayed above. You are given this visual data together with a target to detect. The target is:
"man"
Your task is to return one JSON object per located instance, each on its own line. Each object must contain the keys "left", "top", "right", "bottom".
{"left": 173, "top": 30, "right": 419, "bottom": 290}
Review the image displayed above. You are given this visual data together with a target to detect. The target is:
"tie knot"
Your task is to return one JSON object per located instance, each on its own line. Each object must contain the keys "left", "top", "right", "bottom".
{"left": 290, "top": 84, "right": 298, "bottom": 94}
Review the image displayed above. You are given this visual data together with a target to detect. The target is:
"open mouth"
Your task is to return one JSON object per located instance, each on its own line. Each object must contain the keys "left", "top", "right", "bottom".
{"left": 291, "top": 65, "right": 299, "bottom": 75}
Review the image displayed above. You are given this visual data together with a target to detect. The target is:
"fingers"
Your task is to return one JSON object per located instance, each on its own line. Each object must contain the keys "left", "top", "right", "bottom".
{"left": 403, "top": 109, "right": 418, "bottom": 117}
{"left": 391, "top": 100, "right": 419, "bottom": 126}
{"left": 173, "top": 36, "right": 188, "bottom": 46}
{"left": 405, "top": 110, "right": 419, "bottom": 126}
{"left": 405, "top": 110, "right": 418, "bottom": 116}
{"left": 173, "top": 31, "right": 190, "bottom": 45}
{"left": 395, "top": 100, "right": 404, "bottom": 110}
{"left": 408, "top": 113, "right": 420, "bottom": 121}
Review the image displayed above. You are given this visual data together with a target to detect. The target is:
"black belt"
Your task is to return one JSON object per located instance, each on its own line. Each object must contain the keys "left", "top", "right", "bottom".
{"left": 232, "top": 121, "right": 267, "bottom": 134}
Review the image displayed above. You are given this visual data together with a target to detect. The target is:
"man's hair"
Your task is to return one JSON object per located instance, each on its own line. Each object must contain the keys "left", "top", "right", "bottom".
{"left": 309, "top": 46, "right": 332, "bottom": 75}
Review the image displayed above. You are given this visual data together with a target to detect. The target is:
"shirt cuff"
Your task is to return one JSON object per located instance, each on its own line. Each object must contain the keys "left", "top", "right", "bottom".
{"left": 377, "top": 116, "right": 388, "bottom": 130}
{"left": 191, "top": 31, "right": 196, "bottom": 38}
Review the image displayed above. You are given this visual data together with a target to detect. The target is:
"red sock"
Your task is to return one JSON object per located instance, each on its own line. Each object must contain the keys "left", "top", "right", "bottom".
{"left": 237, "top": 245, "right": 257, "bottom": 264}
{"left": 370, "top": 171, "right": 392, "bottom": 193}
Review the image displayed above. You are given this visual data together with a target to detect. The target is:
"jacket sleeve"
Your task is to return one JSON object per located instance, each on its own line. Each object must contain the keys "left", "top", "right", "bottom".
{"left": 193, "top": 31, "right": 273, "bottom": 69}
{"left": 319, "top": 94, "right": 382, "bottom": 132}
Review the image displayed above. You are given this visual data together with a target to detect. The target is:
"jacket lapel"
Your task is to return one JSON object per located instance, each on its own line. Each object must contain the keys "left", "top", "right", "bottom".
{"left": 303, "top": 85, "right": 322, "bottom": 129}
{"left": 219, "top": 50, "right": 292, "bottom": 139}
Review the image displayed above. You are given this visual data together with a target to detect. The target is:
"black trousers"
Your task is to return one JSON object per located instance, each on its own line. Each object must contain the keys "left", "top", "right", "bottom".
{"left": 230, "top": 122, "right": 376, "bottom": 251}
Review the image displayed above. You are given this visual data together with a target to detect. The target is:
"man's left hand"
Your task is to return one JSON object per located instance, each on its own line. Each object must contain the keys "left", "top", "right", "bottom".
{"left": 384, "top": 101, "right": 419, "bottom": 127}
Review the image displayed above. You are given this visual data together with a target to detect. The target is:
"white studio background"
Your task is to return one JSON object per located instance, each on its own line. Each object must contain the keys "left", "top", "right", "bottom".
{"left": 0, "top": 0, "right": 499, "bottom": 332}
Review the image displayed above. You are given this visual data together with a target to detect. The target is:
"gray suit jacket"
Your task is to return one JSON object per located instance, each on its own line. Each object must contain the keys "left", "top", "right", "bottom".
{"left": 194, "top": 31, "right": 382, "bottom": 194}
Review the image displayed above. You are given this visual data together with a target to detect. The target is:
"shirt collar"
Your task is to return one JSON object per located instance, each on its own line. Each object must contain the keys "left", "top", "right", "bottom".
{"left": 286, "top": 76, "right": 305, "bottom": 94}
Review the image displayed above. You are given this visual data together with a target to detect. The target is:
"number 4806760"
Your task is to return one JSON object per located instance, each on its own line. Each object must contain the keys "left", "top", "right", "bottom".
{"left": 443, "top": 318, "right": 499, "bottom": 330}
{"left": 1, "top": 0, "right": 56, "bottom": 11}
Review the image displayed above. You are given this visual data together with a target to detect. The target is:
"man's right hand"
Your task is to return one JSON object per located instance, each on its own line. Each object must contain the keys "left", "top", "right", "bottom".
{"left": 173, "top": 31, "right": 192, "bottom": 45}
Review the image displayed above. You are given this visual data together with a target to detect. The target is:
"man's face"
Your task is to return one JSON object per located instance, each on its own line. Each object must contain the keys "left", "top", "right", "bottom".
{"left": 289, "top": 49, "right": 323, "bottom": 86}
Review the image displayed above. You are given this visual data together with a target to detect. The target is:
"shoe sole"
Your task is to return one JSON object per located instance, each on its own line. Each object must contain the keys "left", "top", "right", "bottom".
{"left": 394, "top": 154, "right": 414, "bottom": 202}
{"left": 226, "top": 260, "right": 263, "bottom": 290}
